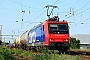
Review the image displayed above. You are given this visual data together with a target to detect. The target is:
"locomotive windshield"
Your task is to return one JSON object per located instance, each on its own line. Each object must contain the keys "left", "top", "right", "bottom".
{"left": 48, "top": 24, "right": 69, "bottom": 34}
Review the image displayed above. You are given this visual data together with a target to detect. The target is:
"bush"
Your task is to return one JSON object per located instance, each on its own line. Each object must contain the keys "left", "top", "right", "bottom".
{"left": 0, "top": 47, "right": 15, "bottom": 60}
{"left": 70, "top": 37, "right": 80, "bottom": 49}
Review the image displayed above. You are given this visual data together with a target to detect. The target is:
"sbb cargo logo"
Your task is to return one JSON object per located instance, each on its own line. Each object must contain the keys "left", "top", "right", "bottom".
{"left": 29, "top": 32, "right": 36, "bottom": 43}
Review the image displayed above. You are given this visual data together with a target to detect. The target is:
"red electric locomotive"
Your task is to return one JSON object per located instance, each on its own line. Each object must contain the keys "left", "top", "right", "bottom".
{"left": 42, "top": 16, "right": 70, "bottom": 52}
{"left": 15, "top": 16, "right": 70, "bottom": 53}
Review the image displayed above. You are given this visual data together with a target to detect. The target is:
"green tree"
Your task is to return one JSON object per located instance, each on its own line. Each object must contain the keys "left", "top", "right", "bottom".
{"left": 70, "top": 37, "right": 80, "bottom": 49}
{"left": 76, "top": 40, "right": 80, "bottom": 49}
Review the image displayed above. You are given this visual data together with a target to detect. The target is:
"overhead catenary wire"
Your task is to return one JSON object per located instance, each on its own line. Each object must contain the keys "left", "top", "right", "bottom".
{"left": 68, "top": 6, "right": 90, "bottom": 28}
{"left": 76, "top": 7, "right": 90, "bottom": 15}
{"left": 7, "top": 0, "right": 46, "bottom": 33}
{"left": 68, "top": 8, "right": 90, "bottom": 25}
{"left": 76, "top": 0, "right": 90, "bottom": 12}
{"left": 32, "top": 0, "right": 59, "bottom": 22}
{"left": 65, "top": 0, "right": 90, "bottom": 20}
{"left": 9, "top": 0, "right": 44, "bottom": 10}
{"left": 1, "top": 25, "right": 17, "bottom": 34}
{"left": 0, "top": 8, "right": 21, "bottom": 11}
{"left": 24, "top": 0, "right": 59, "bottom": 29}
{"left": 0, "top": 0, "right": 44, "bottom": 11}
{"left": 53, "top": 0, "right": 59, "bottom": 5}
{"left": 20, "top": 0, "right": 24, "bottom": 31}
{"left": 38, "top": 0, "right": 45, "bottom": 6}
{"left": 71, "top": 0, "right": 81, "bottom": 9}
{"left": 69, "top": 12, "right": 90, "bottom": 33}
{"left": 0, "top": 0, "right": 5, "bottom": 6}
{"left": 74, "top": 7, "right": 90, "bottom": 25}
{"left": 64, "top": 0, "right": 81, "bottom": 20}
{"left": 32, "top": 0, "right": 59, "bottom": 21}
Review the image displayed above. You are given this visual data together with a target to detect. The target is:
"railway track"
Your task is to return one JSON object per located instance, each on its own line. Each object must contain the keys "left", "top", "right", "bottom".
{"left": 7, "top": 46, "right": 90, "bottom": 60}
{"left": 67, "top": 50, "right": 90, "bottom": 60}
{"left": 68, "top": 50, "right": 90, "bottom": 56}
{"left": 7, "top": 46, "right": 90, "bottom": 55}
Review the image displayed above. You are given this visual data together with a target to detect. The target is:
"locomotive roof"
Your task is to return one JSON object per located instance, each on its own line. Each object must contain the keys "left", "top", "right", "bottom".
{"left": 42, "top": 19, "right": 68, "bottom": 25}
{"left": 30, "top": 23, "right": 42, "bottom": 31}
{"left": 22, "top": 15, "right": 67, "bottom": 30}
{"left": 30, "top": 20, "right": 68, "bottom": 30}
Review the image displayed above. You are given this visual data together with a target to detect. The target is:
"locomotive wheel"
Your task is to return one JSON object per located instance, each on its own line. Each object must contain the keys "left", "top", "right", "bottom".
{"left": 23, "top": 44, "right": 26, "bottom": 50}
{"left": 22, "top": 44, "right": 24, "bottom": 49}
{"left": 37, "top": 46, "right": 43, "bottom": 53}
{"left": 21, "top": 44, "right": 26, "bottom": 50}
{"left": 30, "top": 47, "right": 37, "bottom": 52}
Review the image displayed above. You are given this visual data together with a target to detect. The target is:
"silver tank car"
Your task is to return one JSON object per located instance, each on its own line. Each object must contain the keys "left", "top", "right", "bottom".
{"left": 14, "top": 35, "right": 21, "bottom": 47}
{"left": 20, "top": 30, "right": 30, "bottom": 49}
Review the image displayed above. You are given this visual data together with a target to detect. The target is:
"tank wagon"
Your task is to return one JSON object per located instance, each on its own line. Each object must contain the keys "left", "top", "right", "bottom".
{"left": 15, "top": 16, "right": 70, "bottom": 52}
{"left": 20, "top": 30, "right": 30, "bottom": 49}
{"left": 14, "top": 35, "right": 21, "bottom": 48}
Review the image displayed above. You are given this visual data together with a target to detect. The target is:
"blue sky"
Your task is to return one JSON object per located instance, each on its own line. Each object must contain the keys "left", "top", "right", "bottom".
{"left": 0, "top": 0, "right": 90, "bottom": 43}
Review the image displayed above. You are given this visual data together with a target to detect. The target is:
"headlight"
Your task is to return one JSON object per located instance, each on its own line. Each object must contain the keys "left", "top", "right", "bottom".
{"left": 50, "top": 38, "right": 54, "bottom": 42}
{"left": 64, "top": 39, "right": 68, "bottom": 42}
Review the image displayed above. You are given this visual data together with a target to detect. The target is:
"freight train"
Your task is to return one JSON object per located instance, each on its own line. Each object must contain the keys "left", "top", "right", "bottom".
{"left": 14, "top": 16, "right": 70, "bottom": 53}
